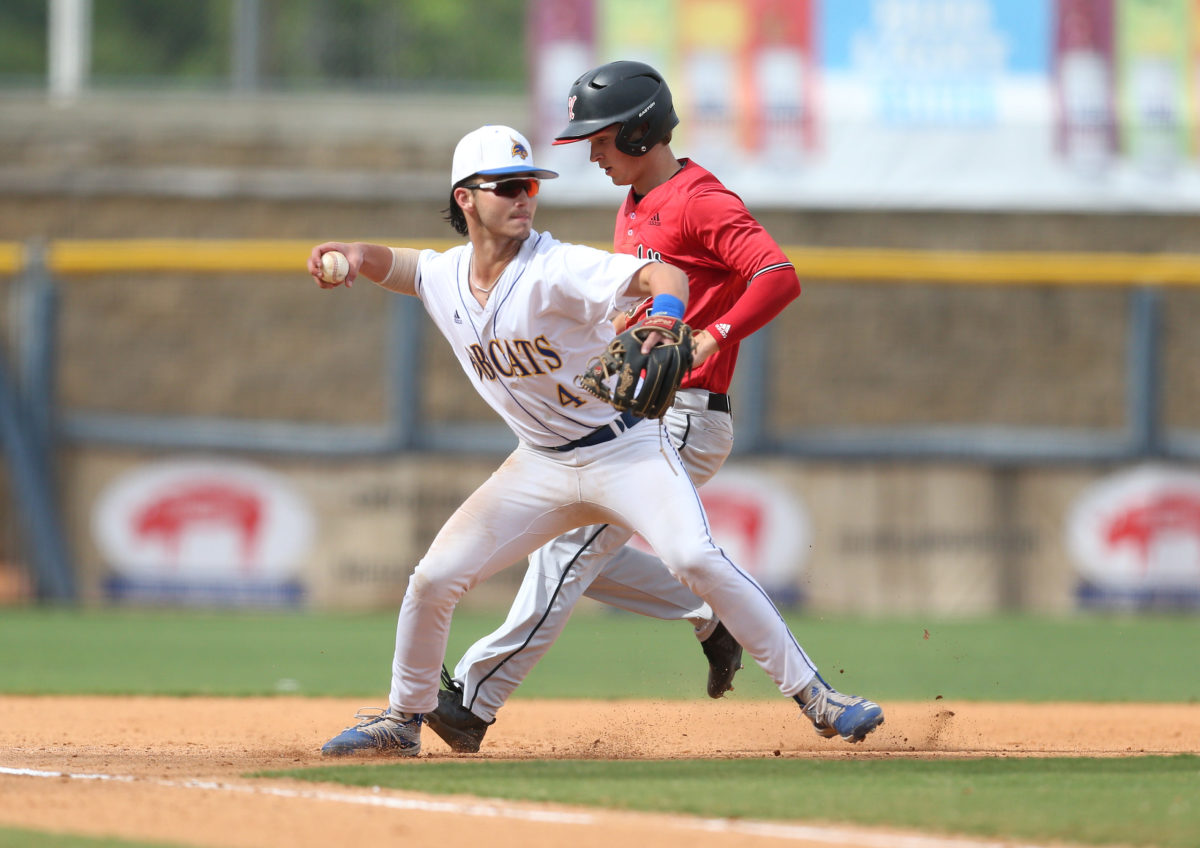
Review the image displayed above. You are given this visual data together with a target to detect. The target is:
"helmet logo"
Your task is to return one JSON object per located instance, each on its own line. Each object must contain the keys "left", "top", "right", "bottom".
{"left": 638, "top": 101, "right": 656, "bottom": 118}
{"left": 510, "top": 138, "right": 529, "bottom": 160}
{"left": 567, "top": 95, "right": 577, "bottom": 121}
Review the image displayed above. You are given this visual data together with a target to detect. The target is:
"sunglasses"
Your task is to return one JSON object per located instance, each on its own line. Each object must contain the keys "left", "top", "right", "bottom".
{"left": 465, "top": 177, "right": 541, "bottom": 198}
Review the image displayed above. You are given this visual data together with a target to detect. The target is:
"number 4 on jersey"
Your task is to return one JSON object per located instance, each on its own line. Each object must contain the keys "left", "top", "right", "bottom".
{"left": 558, "top": 384, "right": 586, "bottom": 408}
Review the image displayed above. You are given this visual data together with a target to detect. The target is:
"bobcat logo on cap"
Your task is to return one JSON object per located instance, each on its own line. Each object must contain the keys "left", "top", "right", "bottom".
{"left": 511, "top": 138, "right": 529, "bottom": 160}
{"left": 567, "top": 95, "right": 577, "bottom": 121}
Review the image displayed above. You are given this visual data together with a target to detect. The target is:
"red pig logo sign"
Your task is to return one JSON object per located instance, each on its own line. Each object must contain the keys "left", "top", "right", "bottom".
{"left": 1104, "top": 492, "right": 1200, "bottom": 569}
{"left": 93, "top": 459, "right": 313, "bottom": 583}
{"left": 1068, "top": 466, "right": 1200, "bottom": 591}
{"left": 131, "top": 482, "right": 263, "bottom": 569}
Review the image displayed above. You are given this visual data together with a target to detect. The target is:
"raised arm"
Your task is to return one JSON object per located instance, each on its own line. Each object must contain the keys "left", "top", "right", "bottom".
{"left": 308, "top": 242, "right": 422, "bottom": 296}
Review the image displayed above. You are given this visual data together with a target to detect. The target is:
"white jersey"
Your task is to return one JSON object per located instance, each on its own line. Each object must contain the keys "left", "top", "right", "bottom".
{"left": 415, "top": 230, "right": 651, "bottom": 448}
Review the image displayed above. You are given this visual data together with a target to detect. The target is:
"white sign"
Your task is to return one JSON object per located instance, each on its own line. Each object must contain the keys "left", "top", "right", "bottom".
{"left": 93, "top": 458, "right": 314, "bottom": 583}
{"left": 1067, "top": 465, "right": 1200, "bottom": 593}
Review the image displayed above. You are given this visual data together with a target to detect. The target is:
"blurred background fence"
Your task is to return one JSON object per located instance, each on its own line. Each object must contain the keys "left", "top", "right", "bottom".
{"left": 3, "top": 0, "right": 1200, "bottom": 615}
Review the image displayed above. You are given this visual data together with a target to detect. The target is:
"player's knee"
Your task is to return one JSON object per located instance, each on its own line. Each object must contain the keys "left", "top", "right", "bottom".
{"left": 408, "top": 559, "right": 469, "bottom": 605}
{"left": 662, "top": 549, "right": 722, "bottom": 596}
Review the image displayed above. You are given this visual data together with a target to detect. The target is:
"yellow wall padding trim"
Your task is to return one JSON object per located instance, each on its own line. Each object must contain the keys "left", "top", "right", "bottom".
{"left": 0, "top": 242, "right": 23, "bottom": 275}
{"left": 4, "top": 239, "right": 1199, "bottom": 286}
{"left": 783, "top": 247, "right": 1200, "bottom": 286}
{"left": 42, "top": 240, "right": 462, "bottom": 275}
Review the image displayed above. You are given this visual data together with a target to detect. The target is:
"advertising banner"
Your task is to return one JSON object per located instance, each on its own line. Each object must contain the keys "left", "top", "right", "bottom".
{"left": 1054, "top": 0, "right": 1117, "bottom": 175}
{"left": 745, "top": 0, "right": 818, "bottom": 166}
{"left": 528, "top": 0, "right": 595, "bottom": 154}
{"left": 1067, "top": 465, "right": 1200, "bottom": 608}
{"left": 532, "top": 0, "right": 1200, "bottom": 210}
{"left": 92, "top": 458, "right": 313, "bottom": 606}
{"left": 1116, "top": 0, "right": 1194, "bottom": 175}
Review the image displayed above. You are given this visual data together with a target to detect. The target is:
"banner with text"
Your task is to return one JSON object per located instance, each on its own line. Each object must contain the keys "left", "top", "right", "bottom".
{"left": 530, "top": 0, "right": 1200, "bottom": 210}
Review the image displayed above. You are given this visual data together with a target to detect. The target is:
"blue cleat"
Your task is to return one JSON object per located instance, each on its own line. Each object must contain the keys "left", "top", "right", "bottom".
{"left": 321, "top": 708, "right": 423, "bottom": 756}
{"left": 794, "top": 675, "right": 884, "bottom": 743}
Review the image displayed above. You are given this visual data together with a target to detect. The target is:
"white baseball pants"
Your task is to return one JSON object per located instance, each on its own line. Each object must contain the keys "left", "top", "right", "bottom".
{"left": 453, "top": 389, "right": 734, "bottom": 720}
{"left": 388, "top": 409, "right": 818, "bottom": 715}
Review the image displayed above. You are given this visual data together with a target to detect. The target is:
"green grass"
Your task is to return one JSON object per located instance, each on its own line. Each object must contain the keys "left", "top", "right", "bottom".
{"left": 0, "top": 828, "right": 183, "bottom": 848}
{"left": 3, "top": 609, "right": 1200, "bottom": 847}
{"left": 264, "top": 756, "right": 1200, "bottom": 848}
{"left": 1, "top": 607, "right": 1198, "bottom": 702}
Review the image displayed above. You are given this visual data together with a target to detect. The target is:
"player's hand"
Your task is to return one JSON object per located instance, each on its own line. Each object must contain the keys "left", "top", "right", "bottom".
{"left": 691, "top": 329, "right": 719, "bottom": 366}
{"left": 639, "top": 330, "right": 669, "bottom": 354}
{"left": 308, "top": 242, "right": 361, "bottom": 289}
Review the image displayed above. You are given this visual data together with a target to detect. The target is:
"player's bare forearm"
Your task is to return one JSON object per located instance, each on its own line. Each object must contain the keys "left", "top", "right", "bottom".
{"left": 629, "top": 261, "right": 688, "bottom": 304}
{"left": 308, "top": 242, "right": 397, "bottom": 289}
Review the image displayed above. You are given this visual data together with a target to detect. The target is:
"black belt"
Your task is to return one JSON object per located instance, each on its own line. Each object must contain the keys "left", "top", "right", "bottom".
{"left": 706, "top": 393, "right": 731, "bottom": 413}
{"left": 548, "top": 410, "right": 640, "bottom": 452}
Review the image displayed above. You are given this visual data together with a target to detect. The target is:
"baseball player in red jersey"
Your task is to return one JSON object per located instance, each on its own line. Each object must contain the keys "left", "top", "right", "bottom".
{"left": 426, "top": 63, "right": 881, "bottom": 754}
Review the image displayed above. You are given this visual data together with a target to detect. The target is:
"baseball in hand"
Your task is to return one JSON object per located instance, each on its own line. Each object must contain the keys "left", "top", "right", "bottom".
{"left": 320, "top": 251, "right": 349, "bottom": 284}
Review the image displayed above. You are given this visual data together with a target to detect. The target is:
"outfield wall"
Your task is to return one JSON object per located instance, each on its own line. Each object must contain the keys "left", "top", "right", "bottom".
{"left": 5, "top": 233, "right": 1200, "bottom": 612}
{"left": 46, "top": 448, "right": 1137, "bottom": 615}
{"left": 4, "top": 91, "right": 1200, "bottom": 612}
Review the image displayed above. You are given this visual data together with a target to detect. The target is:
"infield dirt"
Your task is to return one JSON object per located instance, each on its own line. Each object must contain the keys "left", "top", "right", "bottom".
{"left": 2, "top": 696, "right": 1198, "bottom": 848}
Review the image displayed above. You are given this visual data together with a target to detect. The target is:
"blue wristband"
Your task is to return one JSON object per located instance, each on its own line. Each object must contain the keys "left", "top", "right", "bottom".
{"left": 650, "top": 293, "right": 685, "bottom": 320}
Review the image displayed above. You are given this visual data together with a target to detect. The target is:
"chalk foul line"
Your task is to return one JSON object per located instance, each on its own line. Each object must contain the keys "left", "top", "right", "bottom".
{"left": 1, "top": 765, "right": 1050, "bottom": 848}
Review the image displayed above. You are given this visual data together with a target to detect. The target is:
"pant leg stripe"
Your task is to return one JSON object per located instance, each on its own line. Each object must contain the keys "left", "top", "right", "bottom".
{"left": 463, "top": 523, "right": 609, "bottom": 712}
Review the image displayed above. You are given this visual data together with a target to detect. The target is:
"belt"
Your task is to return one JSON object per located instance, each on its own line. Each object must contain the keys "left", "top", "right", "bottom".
{"left": 548, "top": 410, "right": 640, "bottom": 452}
{"left": 706, "top": 393, "right": 731, "bottom": 413}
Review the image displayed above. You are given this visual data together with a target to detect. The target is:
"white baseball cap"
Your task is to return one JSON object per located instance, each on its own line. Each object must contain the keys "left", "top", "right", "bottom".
{"left": 450, "top": 125, "right": 559, "bottom": 187}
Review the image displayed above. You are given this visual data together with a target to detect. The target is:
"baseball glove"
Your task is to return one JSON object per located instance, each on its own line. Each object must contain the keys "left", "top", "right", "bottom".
{"left": 577, "top": 315, "right": 693, "bottom": 419}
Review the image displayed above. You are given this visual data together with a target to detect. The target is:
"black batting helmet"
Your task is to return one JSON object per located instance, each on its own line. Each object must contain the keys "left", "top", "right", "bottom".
{"left": 553, "top": 60, "right": 679, "bottom": 156}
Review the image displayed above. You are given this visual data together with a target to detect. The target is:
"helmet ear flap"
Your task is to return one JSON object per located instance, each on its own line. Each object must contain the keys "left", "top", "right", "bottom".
{"left": 613, "top": 98, "right": 678, "bottom": 156}
{"left": 616, "top": 120, "right": 653, "bottom": 156}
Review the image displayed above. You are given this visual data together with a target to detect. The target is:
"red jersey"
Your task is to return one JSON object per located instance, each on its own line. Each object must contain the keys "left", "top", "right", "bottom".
{"left": 613, "top": 160, "right": 799, "bottom": 394}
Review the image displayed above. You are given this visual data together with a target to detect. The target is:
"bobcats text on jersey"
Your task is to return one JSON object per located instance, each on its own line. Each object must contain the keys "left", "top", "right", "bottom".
{"left": 466, "top": 335, "right": 563, "bottom": 381}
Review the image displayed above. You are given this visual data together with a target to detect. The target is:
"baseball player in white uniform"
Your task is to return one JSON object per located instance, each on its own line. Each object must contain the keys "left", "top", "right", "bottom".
{"left": 312, "top": 125, "right": 884, "bottom": 756}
